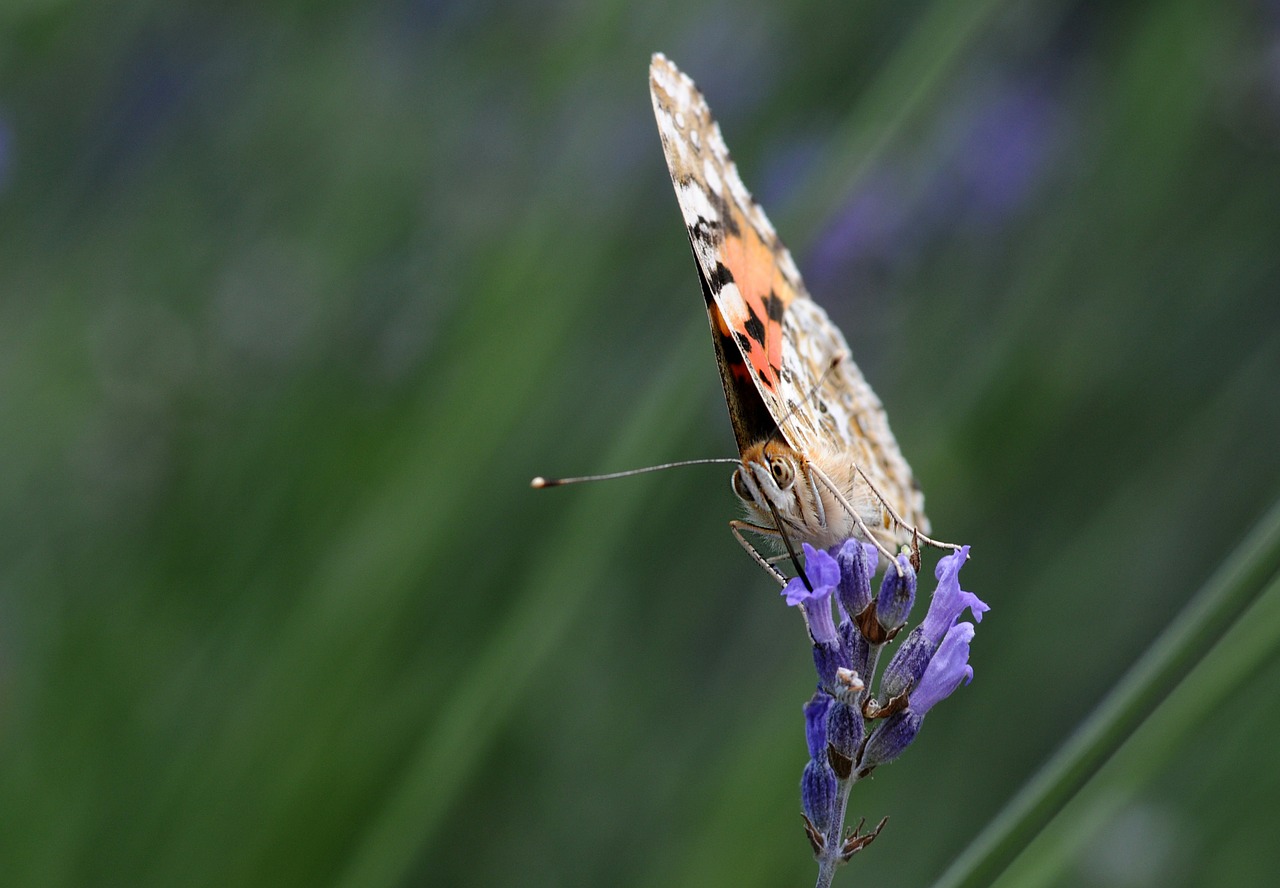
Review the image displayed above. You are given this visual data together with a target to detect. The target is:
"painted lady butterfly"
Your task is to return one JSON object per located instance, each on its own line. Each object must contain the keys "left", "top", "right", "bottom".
{"left": 648, "top": 54, "right": 950, "bottom": 583}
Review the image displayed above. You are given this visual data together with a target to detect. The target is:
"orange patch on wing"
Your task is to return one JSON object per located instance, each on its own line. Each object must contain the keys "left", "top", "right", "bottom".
{"left": 718, "top": 220, "right": 791, "bottom": 392}
{"left": 711, "top": 301, "right": 754, "bottom": 384}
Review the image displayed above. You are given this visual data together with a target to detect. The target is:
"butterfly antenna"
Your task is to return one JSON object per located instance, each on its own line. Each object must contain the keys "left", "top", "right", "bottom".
{"left": 531, "top": 458, "right": 741, "bottom": 488}
{"left": 766, "top": 500, "right": 812, "bottom": 592}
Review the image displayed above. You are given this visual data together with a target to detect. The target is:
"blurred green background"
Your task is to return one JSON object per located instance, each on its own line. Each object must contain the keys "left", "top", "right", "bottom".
{"left": 3, "top": 1, "right": 1280, "bottom": 886}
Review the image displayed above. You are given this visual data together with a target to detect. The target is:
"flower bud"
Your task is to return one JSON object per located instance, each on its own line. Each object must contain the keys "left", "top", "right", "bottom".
{"left": 801, "top": 759, "right": 837, "bottom": 833}
{"left": 839, "top": 620, "right": 870, "bottom": 681}
{"left": 858, "top": 710, "right": 921, "bottom": 771}
{"left": 804, "top": 692, "right": 831, "bottom": 761}
{"left": 835, "top": 538, "right": 877, "bottom": 619}
{"left": 874, "top": 554, "right": 916, "bottom": 633}
{"left": 824, "top": 700, "right": 863, "bottom": 779}
{"left": 877, "top": 625, "right": 932, "bottom": 702}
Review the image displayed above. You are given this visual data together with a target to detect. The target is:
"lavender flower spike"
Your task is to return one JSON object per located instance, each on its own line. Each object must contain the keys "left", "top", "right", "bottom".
{"left": 783, "top": 533, "right": 985, "bottom": 881}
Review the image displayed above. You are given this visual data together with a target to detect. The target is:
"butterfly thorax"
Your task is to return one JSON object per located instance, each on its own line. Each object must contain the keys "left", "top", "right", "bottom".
{"left": 732, "top": 439, "right": 898, "bottom": 553}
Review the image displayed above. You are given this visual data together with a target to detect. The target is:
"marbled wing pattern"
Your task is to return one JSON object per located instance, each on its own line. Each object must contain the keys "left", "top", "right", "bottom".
{"left": 649, "top": 53, "right": 928, "bottom": 546}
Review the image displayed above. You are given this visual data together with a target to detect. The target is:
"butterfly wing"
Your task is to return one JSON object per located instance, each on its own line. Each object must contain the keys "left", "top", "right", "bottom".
{"left": 648, "top": 53, "right": 928, "bottom": 536}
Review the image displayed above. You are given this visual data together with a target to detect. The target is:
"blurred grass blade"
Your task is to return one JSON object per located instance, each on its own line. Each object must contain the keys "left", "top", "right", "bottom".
{"left": 789, "top": 0, "right": 1013, "bottom": 244}
{"left": 333, "top": 326, "right": 706, "bottom": 888}
{"left": 930, "top": 499, "right": 1280, "bottom": 888}
{"left": 991, "top": 569, "right": 1280, "bottom": 887}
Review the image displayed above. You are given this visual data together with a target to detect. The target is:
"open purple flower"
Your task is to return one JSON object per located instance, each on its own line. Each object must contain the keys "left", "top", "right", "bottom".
{"left": 880, "top": 546, "right": 985, "bottom": 701}
{"left": 920, "top": 545, "right": 987, "bottom": 643}
{"left": 859, "top": 622, "right": 976, "bottom": 770}
{"left": 784, "top": 545, "right": 851, "bottom": 688}
{"left": 782, "top": 544, "right": 842, "bottom": 645}
{"left": 911, "top": 621, "right": 976, "bottom": 713}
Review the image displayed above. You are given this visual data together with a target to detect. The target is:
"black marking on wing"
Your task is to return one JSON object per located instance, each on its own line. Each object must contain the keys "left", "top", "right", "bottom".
{"left": 702, "top": 282, "right": 778, "bottom": 453}
{"left": 708, "top": 189, "right": 741, "bottom": 237}
{"left": 744, "top": 308, "right": 766, "bottom": 347}
{"left": 693, "top": 216, "right": 722, "bottom": 238}
{"left": 674, "top": 173, "right": 739, "bottom": 240}
{"left": 709, "top": 261, "right": 734, "bottom": 290}
{"left": 764, "top": 290, "right": 785, "bottom": 323}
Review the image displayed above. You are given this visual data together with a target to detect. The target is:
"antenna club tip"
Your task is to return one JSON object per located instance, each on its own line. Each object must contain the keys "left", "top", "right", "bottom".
{"left": 530, "top": 476, "right": 547, "bottom": 489}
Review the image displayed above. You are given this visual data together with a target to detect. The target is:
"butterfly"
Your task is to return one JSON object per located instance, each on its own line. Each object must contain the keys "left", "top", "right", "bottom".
{"left": 647, "top": 53, "right": 952, "bottom": 585}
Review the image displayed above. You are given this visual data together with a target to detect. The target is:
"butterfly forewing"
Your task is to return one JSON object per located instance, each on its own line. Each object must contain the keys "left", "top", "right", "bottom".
{"left": 649, "top": 54, "right": 929, "bottom": 544}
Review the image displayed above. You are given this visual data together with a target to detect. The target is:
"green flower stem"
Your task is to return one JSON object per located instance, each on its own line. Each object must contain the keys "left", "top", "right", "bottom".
{"left": 815, "top": 772, "right": 861, "bottom": 888}
{"left": 812, "top": 639, "right": 888, "bottom": 888}
{"left": 930, "top": 499, "right": 1280, "bottom": 888}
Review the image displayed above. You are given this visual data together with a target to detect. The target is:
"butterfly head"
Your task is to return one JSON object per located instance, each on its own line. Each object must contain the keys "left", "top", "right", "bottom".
{"left": 732, "top": 439, "right": 811, "bottom": 529}
{"left": 732, "top": 437, "right": 896, "bottom": 553}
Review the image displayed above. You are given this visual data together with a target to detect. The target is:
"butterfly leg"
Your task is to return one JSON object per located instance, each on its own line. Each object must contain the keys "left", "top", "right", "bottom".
{"left": 806, "top": 465, "right": 903, "bottom": 570}
{"left": 803, "top": 352, "right": 959, "bottom": 554}
{"left": 729, "top": 520, "right": 789, "bottom": 587}
{"left": 846, "top": 463, "right": 962, "bottom": 553}
{"left": 801, "top": 461, "right": 827, "bottom": 531}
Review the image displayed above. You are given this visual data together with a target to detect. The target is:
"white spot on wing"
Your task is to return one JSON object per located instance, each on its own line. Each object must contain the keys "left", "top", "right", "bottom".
{"left": 657, "top": 112, "right": 681, "bottom": 149}
{"left": 702, "top": 158, "right": 722, "bottom": 196}
{"left": 676, "top": 180, "right": 717, "bottom": 225}
{"left": 716, "top": 281, "right": 747, "bottom": 323}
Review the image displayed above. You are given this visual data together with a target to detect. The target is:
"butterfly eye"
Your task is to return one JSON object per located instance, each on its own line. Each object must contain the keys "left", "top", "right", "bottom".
{"left": 771, "top": 458, "right": 794, "bottom": 488}
{"left": 731, "top": 468, "right": 752, "bottom": 502}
